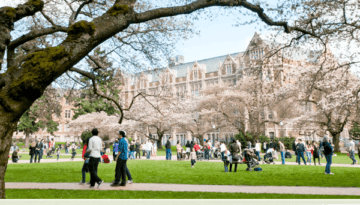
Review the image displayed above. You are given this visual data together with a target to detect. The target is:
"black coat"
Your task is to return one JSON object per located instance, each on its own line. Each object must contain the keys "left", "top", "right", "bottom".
{"left": 313, "top": 145, "right": 319, "bottom": 158}
{"left": 165, "top": 140, "right": 172, "bottom": 149}
{"left": 29, "top": 146, "right": 36, "bottom": 155}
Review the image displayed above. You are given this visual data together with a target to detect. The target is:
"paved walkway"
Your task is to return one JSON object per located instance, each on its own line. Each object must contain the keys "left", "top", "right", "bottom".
{"left": 9, "top": 156, "right": 360, "bottom": 168}
{"left": 5, "top": 182, "right": 360, "bottom": 195}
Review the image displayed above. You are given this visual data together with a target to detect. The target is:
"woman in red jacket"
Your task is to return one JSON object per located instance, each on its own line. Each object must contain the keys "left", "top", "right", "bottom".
{"left": 194, "top": 141, "right": 200, "bottom": 153}
{"left": 80, "top": 138, "right": 90, "bottom": 184}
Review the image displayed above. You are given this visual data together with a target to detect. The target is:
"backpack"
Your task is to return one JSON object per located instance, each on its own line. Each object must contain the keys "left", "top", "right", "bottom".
{"left": 102, "top": 154, "right": 110, "bottom": 163}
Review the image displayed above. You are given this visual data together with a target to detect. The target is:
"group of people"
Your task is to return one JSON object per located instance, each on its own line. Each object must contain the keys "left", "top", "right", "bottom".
{"left": 112, "top": 138, "right": 158, "bottom": 161}
{"left": 80, "top": 128, "right": 133, "bottom": 188}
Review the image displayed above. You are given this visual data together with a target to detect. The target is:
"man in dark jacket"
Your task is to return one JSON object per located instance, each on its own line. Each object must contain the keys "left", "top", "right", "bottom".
{"left": 35, "top": 138, "right": 43, "bottom": 163}
{"left": 135, "top": 140, "right": 141, "bottom": 159}
{"left": 229, "top": 139, "right": 240, "bottom": 172}
{"left": 165, "top": 137, "right": 172, "bottom": 160}
{"left": 322, "top": 135, "right": 334, "bottom": 175}
{"left": 292, "top": 138, "right": 298, "bottom": 163}
{"left": 296, "top": 139, "right": 306, "bottom": 165}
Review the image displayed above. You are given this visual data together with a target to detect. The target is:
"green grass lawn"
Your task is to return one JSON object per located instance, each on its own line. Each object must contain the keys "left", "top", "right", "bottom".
{"left": 5, "top": 189, "right": 360, "bottom": 199}
{"left": 5, "top": 160, "right": 360, "bottom": 187}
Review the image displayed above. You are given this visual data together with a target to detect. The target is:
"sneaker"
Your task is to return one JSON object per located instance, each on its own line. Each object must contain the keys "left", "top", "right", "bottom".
{"left": 119, "top": 182, "right": 126, "bottom": 186}
{"left": 328, "top": 172, "right": 334, "bottom": 175}
{"left": 191, "top": 166, "right": 193, "bottom": 168}
{"left": 126, "top": 180, "right": 133, "bottom": 184}
{"left": 97, "top": 180, "right": 103, "bottom": 188}
{"left": 110, "top": 182, "right": 120, "bottom": 187}
{"left": 79, "top": 181, "right": 85, "bottom": 184}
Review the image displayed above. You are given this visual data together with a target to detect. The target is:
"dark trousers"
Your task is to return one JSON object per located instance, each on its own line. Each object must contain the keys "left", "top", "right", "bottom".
{"left": 89, "top": 157, "right": 102, "bottom": 186}
{"left": 115, "top": 158, "right": 127, "bottom": 184}
{"left": 30, "top": 154, "right": 34, "bottom": 163}
{"left": 142, "top": 150, "right": 145, "bottom": 156}
{"left": 313, "top": 156, "right": 320, "bottom": 165}
{"left": 191, "top": 159, "right": 196, "bottom": 166}
{"left": 136, "top": 150, "right": 141, "bottom": 159}
{"left": 229, "top": 163, "right": 238, "bottom": 172}
{"left": 35, "top": 150, "right": 41, "bottom": 162}
{"left": 81, "top": 162, "right": 89, "bottom": 183}
{"left": 113, "top": 152, "right": 116, "bottom": 161}
{"left": 297, "top": 152, "right": 306, "bottom": 165}
{"left": 204, "top": 150, "right": 209, "bottom": 160}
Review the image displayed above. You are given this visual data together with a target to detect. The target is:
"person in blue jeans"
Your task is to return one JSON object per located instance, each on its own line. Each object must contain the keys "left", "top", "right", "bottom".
{"left": 322, "top": 135, "right": 334, "bottom": 175}
{"left": 296, "top": 139, "right": 306, "bottom": 165}
{"left": 349, "top": 139, "right": 358, "bottom": 165}
{"left": 165, "top": 137, "right": 172, "bottom": 160}
{"left": 279, "top": 141, "right": 285, "bottom": 164}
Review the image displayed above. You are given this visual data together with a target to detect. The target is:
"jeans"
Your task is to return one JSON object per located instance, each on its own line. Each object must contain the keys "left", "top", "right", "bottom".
{"left": 166, "top": 149, "right": 172, "bottom": 160}
{"left": 35, "top": 150, "right": 41, "bottom": 162}
{"left": 306, "top": 151, "right": 312, "bottom": 163}
{"left": 12, "top": 158, "right": 19, "bottom": 163}
{"left": 177, "top": 152, "right": 181, "bottom": 160}
{"left": 142, "top": 150, "right": 145, "bottom": 156}
{"left": 325, "top": 154, "right": 332, "bottom": 174}
{"left": 136, "top": 150, "right": 141, "bottom": 159}
{"left": 39, "top": 149, "right": 43, "bottom": 161}
{"left": 30, "top": 154, "right": 34, "bottom": 163}
{"left": 224, "top": 165, "right": 228, "bottom": 172}
{"left": 126, "top": 166, "right": 132, "bottom": 181}
{"left": 57, "top": 154, "right": 59, "bottom": 160}
{"left": 191, "top": 159, "right": 196, "bottom": 166}
{"left": 350, "top": 151, "right": 356, "bottom": 164}
{"left": 130, "top": 151, "right": 135, "bottom": 159}
{"left": 81, "top": 161, "right": 89, "bottom": 183}
{"left": 65, "top": 148, "right": 69, "bottom": 154}
{"left": 146, "top": 150, "right": 151, "bottom": 159}
{"left": 297, "top": 152, "right": 306, "bottom": 165}
{"left": 114, "top": 158, "right": 127, "bottom": 184}
{"left": 221, "top": 151, "right": 225, "bottom": 161}
{"left": 255, "top": 151, "right": 261, "bottom": 161}
{"left": 204, "top": 150, "right": 209, "bottom": 160}
{"left": 281, "top": 151, "right": 285, "bottom": 164}
{"left": 89, "top": 157, "right": 102, "bottom": 186}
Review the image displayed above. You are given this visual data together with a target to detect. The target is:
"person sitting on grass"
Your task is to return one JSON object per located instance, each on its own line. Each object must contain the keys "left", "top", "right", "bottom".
{"left": 190, "top": 148, "right": 196, "bottom": 168}
{"left": 56, "top": 148, "right": 60, "bottom": 161}
{"left": 223, "top": 155, "right": 229, "bottom": 172}
{"left": 12, "top": 149, "right": 21, "bottom": 163}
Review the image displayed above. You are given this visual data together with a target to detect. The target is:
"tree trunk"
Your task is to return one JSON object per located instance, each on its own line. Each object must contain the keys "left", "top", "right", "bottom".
{"left": 157, "top": 134, "right": 164, "bottom": 150}
{"left": 198, "top": 135, "right": 204, "bottom": 146}
{"left": 330, "top": 132, "right": 341, "bottom": 153}
{"left": 24, "top": 128, "right": 30, "bottom": 148}
{"left": 0, "top": 120, "right": 18, "bottom": 198}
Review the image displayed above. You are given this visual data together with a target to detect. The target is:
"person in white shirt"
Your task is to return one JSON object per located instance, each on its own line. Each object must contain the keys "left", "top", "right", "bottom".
{"left": 220, "top": 141, "right": 226, "bottom": 161}
{"left": 349, "top": 139, "right": 357, "bottom": 165}
{"left": 87, "top": 128, "right": 103, "bottom": 188}
{"left": 207, "top": 140, "right": 213, "bottom": 159}
{"left": 236, "top": 140, "right": 241, "bottom": 153}
{"left": 255, "top": 140, "right": 261, "bottom": 161}
{"left": 146, "top": 139, "right": 152, "bottom": 159}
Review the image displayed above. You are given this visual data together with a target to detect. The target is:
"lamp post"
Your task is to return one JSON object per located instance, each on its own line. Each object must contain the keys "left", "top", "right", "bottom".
{"left": 280, "top": 121, "right": 284, "bottom": 138}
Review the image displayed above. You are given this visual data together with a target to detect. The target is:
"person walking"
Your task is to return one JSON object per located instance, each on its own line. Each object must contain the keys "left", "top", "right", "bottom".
{"left": 292, "top": 138, "right": 298, "bottom": 163}
{"left": 29, "top": 140, "right": 36, "bottom": 163}
{"left": 34, "top": 138, "right": 43, "bottom": 163}
{"left": 229, "top": 139, "right": 240, "bottom": 172}
{"left": 204, "top": 140, "right": 210, "bottom": 160}
{"left": 135, "top": 140, "right": 141, "bottom": 159}
{"left": 87, "top": 128, "right": 103, "bottom": 188}
{"left": 185, "top": 141, "right": 191, "bottom": 159}
{"left": 220, "top": 141, "right": 226, "bottom": 161}
{"left": 129, "top": 141, "right": 135, "bottom": 160}
{"left": 306, "top": 141, "right": 313, "bottom": 164}
{"left": 165, "top": 137, "right": 172, "bottom": 160}
{"left": 263, "top": 141, "right": 267, "bottom": 153}
{"left": 190, "top": 148, "right": 196, "bottom": 168}
{"left": 146, "top": 139, "right": 152, "bottom": 159}
{"left": 322, "top": 135, "right": 334, "bottom": 175}
{"left": 112, "top": 139, "right": 119, "bottom": 162}
{"left": 296, "top": 139, "right": 306, "bottom": 165}
{"left": 141, "top": 142, "right": 146, "bottom": 157}
{"left": 313, "top": 141, "right": 320, "bottom": 165}
{"left": 65, "top": 141, "right": 70, "bottom": 154}
{"left": 80, "top": 137, "right": 90, "bottom": 184}
{"left": 176, "top": 141, "right": 182, "bottom": 161}
{"left": 111, "top": 131, "right": 129, "bottom": 187}
{"left": 255, "top": 140, "right": 261, "bottom": 161}
{"left": 152, "top": 140, "right": 158, "bottom": 157}
{"left": 348, "top": 139, "right": 357, "bottom": 165}
{"left": 279, "top": 140, "right": 285, "bottom": 165}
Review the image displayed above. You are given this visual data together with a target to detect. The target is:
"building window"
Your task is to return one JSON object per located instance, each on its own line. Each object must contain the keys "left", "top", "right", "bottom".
{"left": 268, "top": 111, "right": 273, "bottom": 119}
{"left": 194, "top": 70, "right": 198, "bottom": 80}
{"left": 269, "top": 132, "right": 275, "bottom": 139}
{"left": 58, "top": 124, "right": 62, "bottom": 132}
{"left": 65, "top": 110, "right": 71, "bottom": 118}
{"left": 226, "top": 65, "right": 231, "bottom": 74}
{"left": 65, "top": 99, "right": 68, "bottom": 105}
